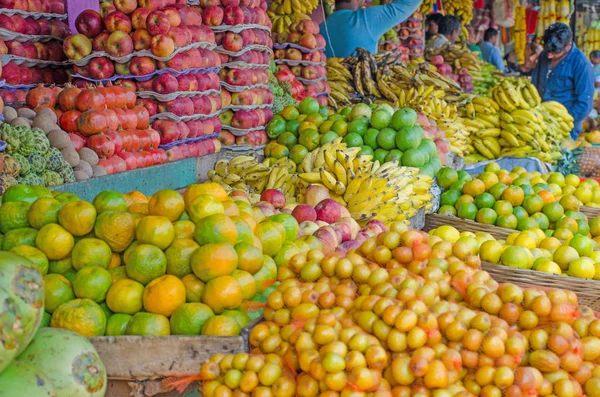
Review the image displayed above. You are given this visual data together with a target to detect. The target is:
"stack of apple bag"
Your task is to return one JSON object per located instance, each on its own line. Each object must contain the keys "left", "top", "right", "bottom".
{"left": 198, "top": 0, "right": 274, "bottom": 146}
{"left": 272, "top": 19, "right": 330, "bottom": 105}
{"left": 63, "top": 0, "right": 223, "bottom": 160}
{"left": 0, "top": 0, "right": 70, "bottom": 104}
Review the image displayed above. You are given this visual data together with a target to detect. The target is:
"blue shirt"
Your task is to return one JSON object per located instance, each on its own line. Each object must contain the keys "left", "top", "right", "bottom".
{"left": 531, "top": 44, "right": 594, "bottom": 139}
{"left": 320, "top": 0, "right": 421, "bottom": 58}
{"left": 480, "top": 41, "right": 506, "bottom": 72}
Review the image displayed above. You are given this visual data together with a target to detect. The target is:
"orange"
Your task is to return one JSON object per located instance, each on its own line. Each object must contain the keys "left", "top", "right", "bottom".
{"left": 93, "top": 191, "right": 128, "bottom": 213}
{"left": 142, "top": 274, "right": 186, "bottom": 317}
{"left": 232, "top": 213, "right": 256, "bottom": 232}
{"left": 48, "top": 257, "right": 73, "bottom": 275}
{"left": 56, "top": 200, "right": 97, "bottom": 237}
{"left": 181, "top": 274, "right": 205, "bottom": 302}
{"left": 106, "top": 313, "right": 132, "bottom": 336}
{"left": 187, "top": 194, "right": 225, "bottom": 223}
{"left": 501, "top": 186, "right": 525, "bottom": 207}
{"left": 71, "top": 238, "right": 112, "bottom": 270}
{"left": 496, "top": 170, "right": 512, "bottom": 185}
{"left": 553, "top": 246, "right": 580, "bottom": 271}
{"left": 589, "top": 217, "right": 600, "bottom": 237}
{"left": 500, "top": 246, "right": 531, "bottom": 269}
{"left": 94, "top": 211, "right": 136, "bottom": 253}
{"left": 148, "top": 189, "right": 185, "bottom": 222}
{"left": 127, "top": 191, "right": 148, "bottom": 204}
{"left": 462, "top": 180, "right": 486, "bottom": 197}
{"left": 106, "top": 278, "right": 144, "bottom": 314}
{"left": 254, "top": 221, "right": 284, "bottom": 257}
{"left": 232, "top": 218, "right": 254, "bottom": 245}
{"left": 522, "top": 195, "right": 544, "bottom": 216}
{"left": 538, "top": 190, "right": 555, "bottom": 204}
{"left": 269, "top": 213, "right": 299, "bottom": 241}
{"left": 478, "top": 172, "right": 500, "bottom": 190}
{"left": 559, "top": 195, "right": 582, "bottom": 212}
{"left": 135, "top": 215, "right": 175, "bottom": 250}
{"left": 109, "top": 266, "right": 128, "bottom": 282}
{"left": 479, "top": 240, "right": 503, "bottom": 264}
{"left": 43, "top": 273, "right": 75, "bottom": 314}
{"left": 35, "top": 224, "right": 74, "bottom": 260}
{"left": 231, "top": 269, "right": 256, "bottom": 300}
{"left": 202, "top": 275, "right": 243, "bottom": 314}
{"left": 165, "top": 238, "right": 199, "bottom": 278}
{"left": 173, "top": 220, "right": 195, "bottom": 240}
{"left": 475, "top": 208, "right": 497, "bottom": 225}
{"left": 493, "top": 200, "right": 513, "bottom": 216}
{"left": 184, "top": 183, "right": 228, "bottom": 207}
{"left": 235, "top": 242, "right": 264, "bottom": 274}
{"left": 201, "top": 315, "right": 241, "bottom": 336}
{"left": 109, "top": 253, "right": 121, "bottom": 269}
{"left": 170, "top": 302, "right": 215, "bottom": 335}
{"left": 542, "top": 202, "right": 564, "bottom": 223}
{"left": 222, "top": 310, "right": 251, "bottom": 329}
{"left": 128, "top": 203, "right": 148, "bottom": 214}
{"left": 273, "top": 241, "right": 300, "bottom": 267}
{"left": 27, "top": 197, "right": 61, "bottom": 230}
{"left": 125, "top": 243, "right": 167, "bottom": 285}
{"left": 222, "top": 200, "right": 241, "bottom": 217}
{"left": 556, "top": 217, "right": 579, "bottom": 233}
{"left": 191, "top": 243, "right": 238, "bottom": 282}
{"left": 195, "top": 214, "right": 238, "bottom": 245}
{"left": 126, "top": 312, "right": 170, "bottom": 336}
{"left": 72, "top": 266, "right": 112, "bottom": 303}
{"left": 50, "top": 298, "right": 107, "bottom": 337}
{"left": 234, "top": 200, "right": 254, "bottom": 217}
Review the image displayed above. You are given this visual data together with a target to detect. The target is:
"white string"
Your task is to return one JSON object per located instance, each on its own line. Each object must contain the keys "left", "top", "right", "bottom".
{"left": 320, "top": 0, "right": 337, "bottom": 57}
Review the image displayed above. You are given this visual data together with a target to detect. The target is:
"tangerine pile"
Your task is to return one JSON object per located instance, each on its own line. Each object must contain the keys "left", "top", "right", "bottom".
{"left": 437, "top": 165, "right": 600, "bottom": 240}
{"left": 0, "top": 182, "right": 315, "bottom": 337}
{"left": 183, "top": 222, "right": 600, "bottom": 397}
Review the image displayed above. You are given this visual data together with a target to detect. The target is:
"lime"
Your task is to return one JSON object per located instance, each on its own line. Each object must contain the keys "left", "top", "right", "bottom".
{"left": 376, "top": 127, "right": 397, "bottom": 150}
{"left": 348, "top": 119, "right": 368, "bottom": 136}
{"left": 385, "top": 149, "right": 403, "bottom": 165}
{"left": 396, "top": 125, "right": 423, "bottom": 151}
{"left": 331, "top": 119, "right": 348, "bottom": 137}
{"left": 320, "top": 131, "right": 339, "bottom": 146}
{"left": 402, "top": 148, "right": 427, "bottom": 167}
{"left": 359, "top": 146, "right": 374, "bottom": 156}
{"left": 276, "top": 131, "right": 297, "bottom": 149}
{"left": 374, "top": 149, "right": 388, "bottom": 164}
{"left": 342, "top": 133, "right": 363, "bottom": 148}
{"left": 364, "top": 128, "right": 379, "bottom": 149}
{"left": 370, "top": 109, "right": 392, "bottom": 129}
{"left": 418, "top": 139, "right": 437, "bottom": 162}
{"left": 298, "top": 97, "right": 320, "bottom": 115}
{"left": 391, "top": 108, "right": 417, "bottom": 130}
{"left": 266, "top": 115, "right": 287, "bottom": 139}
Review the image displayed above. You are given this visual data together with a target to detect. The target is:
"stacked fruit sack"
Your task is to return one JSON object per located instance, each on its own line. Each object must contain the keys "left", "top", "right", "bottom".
{"left": 0, "top": 0, "right": 69, "bottom": 104}
{"left": 272, "top": 19, "right": 330, "bottom": 107}
{"left": 393, "top": 11, "right": 424, "bottom": 60}
{"left": 195, "top": 0, "right": 273, "bottom": 147}
{"left": 171, "top": 221, "right": 600, "bottom": 397}
{"left": 63, "top": 1, "right": 222, "bottom": 162}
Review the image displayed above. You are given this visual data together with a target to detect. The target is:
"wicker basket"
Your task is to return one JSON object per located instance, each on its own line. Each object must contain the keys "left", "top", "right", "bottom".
{"left": 481, "top": 261, "right": 600, "bottom": 311}
{"left": 580, "top": 206, "right": 600, "bottom": 219}
{"left": 423, "top": 214, "right": 515, "bottom": 240}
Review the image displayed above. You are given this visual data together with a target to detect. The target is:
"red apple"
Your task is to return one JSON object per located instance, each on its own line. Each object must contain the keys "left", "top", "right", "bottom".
{"left": 178, "top": 7, "right": 202, "bottom": 26}
{"left": 222, "top": 31, "right": 243, "bottom": 52}
{"left": 129, "top": 56, "right": 156, "bottom": 75}
{"left": 115, "top": 61, "right": 131, "bottom": 75}
{"left": 89, "top": 57, "right": 115, "bottom": 79}
{"left": 167, "top": 97, "right": 193, "bottom": 116}
{"left": 150, "top": 34, "right": 175, "bottom": 57}
{"left": 132, "top": 29, "right": 152, "bottom": 51}
{"left": 222, "top": 0, "right": 240, "bottom": 6}
{"left": 223, "top": 5, "right": 244, "bottom": 25}
{"left": 261, "top": 189, "right": 285, "bottom": 209}
{"left": 75, "top": 10, "right": 104, "bottom": 38}
{"left": 106, "top": 30, "right": 134, "bottom": 57}
{"left": 114, "top": 0, "right": 137, "bottom": 14}
{"left": 63, "top": 34, "right": 93, "bottom": 60}
{"left": 92, "top": 31, "right": 111, "bottom": 52}
{"left": 240, "top": 29, "right": 255, "bottom": 46}
{"left": 10, "top": 15, "right": 26, "bottom": 33}
{"left": 176, "top": 73, "right": 197, "bottom": 91}
{"left": 104, "top": 11, "right": 132, "bottom": 33}
{"left": 131, "top": 8, "right": 151, "bottom": 30}
{"left": 0, "top": 41, "right": 8, "bottom": 55}
{"left": 202, "top": 5, "right": 223, "bottom": 26}
{"left": 146, "top": 10, "right": 170, "bottom": 36}
{"left": 167, "top": 26, "right": 190, "bottom": 47}
{"left": 2, "top": 62, "right": 21, "bottom": 85}
{"left": 100, "top": 1, "right": 117, "bottom": 17}
{"left": 0, "top": 15, "right": 16, "bottom": 32}
{"left": 152, "top": 73, "right": 179, "bottom": 93}
{"left": 191, "top": 95, "right": 211, "bottom": 114}
{"left": 23, "top": 18, "right": 41, "bottom": 35}
{"left": 48, "top": 0, "right": 64, "bottom": 13}
{"left": 163, "top": 7, "right": 182, "bottom": 27}
{"left": 37, "top": 19, "right": 51, "bottom": 35}
{"left": 138, "top": 0, "right": 166, "bottom": 10}
{"left": 137, "top": 97, "right": 158, "bottom": 116}
{"left": 6, "top": 40, "right": 26, "bottom": 57}
{"left": 153, "top": 119, "right": 180, "bottom": 144}
{"left": 220, "top": 90, "right": 231, "bottom": 107}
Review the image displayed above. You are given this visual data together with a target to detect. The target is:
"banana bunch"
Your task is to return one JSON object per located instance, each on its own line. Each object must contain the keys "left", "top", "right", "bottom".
{"left": 443, "top": 0, "right": 473, "bottom": 25}
{"left": 419, "top": 0, "right": 435, "bottom": 14}
{"left": 268, "top": 10, "right": 310, "bottom": 34}
{"left": 297, "top": 138, "right": 434, "bottom": 224}
{"left": 208, "top": 156, "right": 298, "bottom": 202}
{"left": 461, "top": 79, "right": 569, "bottom": 164}
{"left": 436, "top": 119, "right": 471, "bottom": 157}
{"left": 514, "top": 6, "right": 527, "bottom": 65}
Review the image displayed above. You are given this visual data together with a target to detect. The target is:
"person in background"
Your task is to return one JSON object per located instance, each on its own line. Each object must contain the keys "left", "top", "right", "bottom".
{"left": 519, "top": 35, "right": 544, "bottom": 73}
{"left": 320, "top": 0, "right": 423, "bottom": 58}
{"left": 466, "top": 25, "right": 483, "bottom": 59}
{"left": 479, "top": 28, "right": 506, "bottom": 72}
{"left": 425, "top": 15, "right": 461, "bottom": 53}
{"left": 425, "top": 13, "right": 443, "bottom": 41}
{"left": 591, "top": 50, "right": 600, "bottom": 96}
{"left": 531, "top": 23, "right": 594, "bottom": 139}
{"left": 504, "top": 51, "right": 520, "bottom": 74}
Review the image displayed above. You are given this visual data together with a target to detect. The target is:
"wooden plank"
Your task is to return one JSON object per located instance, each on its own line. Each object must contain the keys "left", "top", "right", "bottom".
{"left": 52, "top": 157, "right": 201, "bottom": 201}
{"left": 105, "top": 380, "right": 200, "bottom": 397}
{"left": 424, "top": 213, "right": 514, "bottom": 240}
{"left": 90, "top": 335, "right": 246, "bottom": 380}
{"left": 581, "top": 206, "right": 600, "bottom": 219}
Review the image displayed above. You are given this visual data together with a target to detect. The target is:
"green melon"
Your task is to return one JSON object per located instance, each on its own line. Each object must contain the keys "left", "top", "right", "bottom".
{"left": 0, "top": 360, "right": 56, "bottom": 397}
{"left": 17, "top": 328, "right": 107, "bottom": 397}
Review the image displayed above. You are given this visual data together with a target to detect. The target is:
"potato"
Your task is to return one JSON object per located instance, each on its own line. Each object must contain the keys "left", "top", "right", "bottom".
{"left": 77, "top": 147, "right": 99, "bottom": 166}
{"left": 92, "top": 166, "right": 108, "bottom": 177}
{"left": 74, "top": 170, "right": 90, "bottom": 181}
{"left": 34, "top": 108, "right": 58, "bottom": 124}
{"left": 61, "top": 147, "right": 80, "bottom": 168}
{"left": 9, "top": 117, "right": 31, "bottom": 127}
{"left": 32, "top": 118, "right": 59, "bottom": 134}
{"left": 2, "top": 106, "right": 17, "bottom": 122}
{"left": 47, "top": 129, "right": 72, "bottom": 150}
{"left": 74, "top": 160, "right": 93, "bottom": 178}
{"left": 16, "top": 108, "right": 36, "bottom": 120}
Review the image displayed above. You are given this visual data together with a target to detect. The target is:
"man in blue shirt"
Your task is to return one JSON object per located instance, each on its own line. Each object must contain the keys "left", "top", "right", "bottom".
{"left": 320, "top": 0, "right": 422, "bottom": 58}
{"left": 480, "top": 28, "right": 506, "bottom": 72}
{"left": 531, "top": 23, "right": 594, "bottom": 139}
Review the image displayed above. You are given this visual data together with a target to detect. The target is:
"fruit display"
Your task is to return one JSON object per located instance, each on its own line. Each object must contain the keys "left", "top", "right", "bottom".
{"left": 272, "top": 19, "right": 330, "bottom": 106}
{"left": 393, "top": 11, "right": 424, "bottom": 60}
{"left": 437, "top": 164, "right": 600, "bottom": 237}
{"left": 461, "top": 79, "right": 572, "bottom": 164}
{"left": 583, "top": 21, "right": 600, "bottom": 56}
{"left": 377, "top": 29, "right": 410, "bottom": 58}
{"left": 170, "top": 220, "right": 600, "bottom": 397}
{"left": 536, "top": 0, "right": 571, "bottom": 36}
{"left": 514, "top": 6, "right": 527, "bottom": 65}
{"left": 443, "top": 0, "right": 473, "bottom": 25}
{"left": 267, "top": 0, "right": 318, "bottom": 33}
{"left": 0, "top": 106, "right": 76, "bottom": 190}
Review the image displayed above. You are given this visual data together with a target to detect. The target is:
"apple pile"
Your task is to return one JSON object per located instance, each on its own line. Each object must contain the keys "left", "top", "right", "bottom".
{"left": 271, "top": 19, "right": 329, "bottom": 106}
{"left": 0, "top": 0, "right": 65, "bottom": 14}
{"left": 429, "top": 55, "right": 474, "bottom": 93}
{"left": 0, "top": 88, "right": 27, "bottom": 104}
{"left": 214, "top": 28, "right": 272, "bottom": 63}
{"left": 0, "top": 13, "right": 69, "bottom": 38}
{"left": 0, "top": 61, "right": 68, "bottom": 86}
{"left": 257, "top": 186, "right": 389, "bottom": 257}
{"left": 417, "top": 111, "right": 451, "bottom": 165}
{"left": 393, "top": 11, "right": 424, "bottom": 60}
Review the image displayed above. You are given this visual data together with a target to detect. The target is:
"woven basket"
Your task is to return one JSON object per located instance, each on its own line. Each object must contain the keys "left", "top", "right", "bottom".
{"left": 481, "top": 261, "right": 600, "bottom": 311}
{"left": 424, "top": 214, "right": 515, "bottom": 240}
{"left": 580, "top": 206, "right": 600, "bottom": 219}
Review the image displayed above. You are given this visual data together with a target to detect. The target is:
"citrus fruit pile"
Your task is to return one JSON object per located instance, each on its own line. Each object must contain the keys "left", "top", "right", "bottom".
{"left": 431, "top": 225, "right": 600, "bottom": 279}
{"left": 265, "top": 98, "right": 449, "bottom": 177}
{"left": 181, "top": 222, "right": 600, "bottom": 397}
{"left": 437, "top": 164, "right": 600, "bottom": 237}
{"left": 0, "top": 182, "right": 319, "bottom": 337}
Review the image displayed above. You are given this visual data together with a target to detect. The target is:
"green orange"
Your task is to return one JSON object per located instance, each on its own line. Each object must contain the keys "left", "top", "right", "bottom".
{"left": 126, "top": 312, "right": 170, "bottom": 336}
{"left": 254, "top": 221, "right": 284, "bottom": 257}
{"left": 202, "top": 275, "right": 243, "bottom": 314}
{"left": 165, "top": 238, "right": 199, "bottom": 278}
{"left": 135, "top": 215, "right": 175, "bottom": 250}
{"left": 106, "top": 278, "right": 144, "bottom": 315}
{"left": 72, "top": 266, "right": 112, "bottom": 303}
{"left": 173, "top": 220, "right": 195, "bottom": 240}
{"left": 187, "top": 194, "right": 225, "bottom": 224}
{"left": 181, "top": 274, "right": 205, "bottom": 302}
{"left": 231, "top": 269, "right": 256, "bottom": 300}
{"left": 93, "top": 191, "right": 128, "bottom": 213}
{"left": 71, "top": 238, "right": 112, "bottom": 270}
{"left": 235, "top": 242, "right": 264, "bottom": 274}
{"left": 94, "top": 211, "right": 136, "bottom": 253}
{"left": 125, "top": 243, "right": 167, "bottom": 285}
{"left": 194, "top": 214, "right": 238, "bottom": 245}
{"left": 437, "top": 168, "right": 458, "bottom": 189}
{"left": 474, "top": 193, "right": 495, "bottom": 209}
{"left": 2, "top": 227, "right": 37, "bottom": 251}
{"left": 191, "top": 243, "right": 238, "bottom": 282}
{"left": 43, "top": 273, "right": 75, "bottom": 314}
{"left": 201, "top": 315, "right": 241, "bottom": 336}
{"left": 27, "top": 197, "right": 61, "bottom": 230}
{"left": 58, "top": 200, "right": 97, "bottom": 236}
{"left": 105, "top": 313, "right": 132, "bottom": 336}
{"left": 50, "top": 298, "right": 106, "bottom": 337}
{"left": 475, "top": 208, "right": 498, "bottom": 225}
{"left": 148, "top": 190, "right": 185, "bottom": 221}
{"left": 170, "top": 302, "right": 215, "bottom": 335}
{"left": 457, "top": 203, "right": 477, "bottom": 221}
{"left": 0, "top": 201, "right": 31, "bottom": 233}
